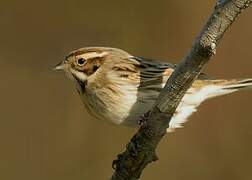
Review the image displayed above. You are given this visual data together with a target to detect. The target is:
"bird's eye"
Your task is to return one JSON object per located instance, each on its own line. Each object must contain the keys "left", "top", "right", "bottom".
{"left": 77, "top": 58, "right": 85, "bottom": 66}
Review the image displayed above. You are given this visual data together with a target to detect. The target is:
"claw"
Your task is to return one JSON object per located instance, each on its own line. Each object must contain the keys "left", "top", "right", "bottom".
{"left": 137, "top": 111, "right": 151, "bottom": 127}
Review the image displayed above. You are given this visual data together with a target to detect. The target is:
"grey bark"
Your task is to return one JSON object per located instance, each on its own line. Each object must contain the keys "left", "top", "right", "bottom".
{"left": 111, "top": 0, "right": 251, "bottom": 179}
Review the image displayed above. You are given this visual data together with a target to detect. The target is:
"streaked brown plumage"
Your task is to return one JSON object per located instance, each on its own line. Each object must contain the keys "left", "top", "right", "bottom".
{"left": 55, "top": 47, "right": 252, "bottom": 132}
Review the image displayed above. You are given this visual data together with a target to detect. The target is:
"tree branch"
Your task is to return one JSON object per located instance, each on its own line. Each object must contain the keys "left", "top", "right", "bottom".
{"left": 111, "top": 0, "right": 251, "bottom": 179}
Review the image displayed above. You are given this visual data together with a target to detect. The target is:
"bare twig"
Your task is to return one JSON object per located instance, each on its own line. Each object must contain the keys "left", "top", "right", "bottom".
{"left": 111, "top": 0, "right": 251, "bottom": 179}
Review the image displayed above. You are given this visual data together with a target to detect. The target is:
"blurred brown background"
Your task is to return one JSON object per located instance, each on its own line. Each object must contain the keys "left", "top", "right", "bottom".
{"left": 0, "top": 0, "right": 251, "bottom": 180}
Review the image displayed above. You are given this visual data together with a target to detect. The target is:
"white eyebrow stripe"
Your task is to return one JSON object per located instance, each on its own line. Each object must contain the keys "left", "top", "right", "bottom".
{"left": 80, "top": 52, "right": 108, "bottom": 60}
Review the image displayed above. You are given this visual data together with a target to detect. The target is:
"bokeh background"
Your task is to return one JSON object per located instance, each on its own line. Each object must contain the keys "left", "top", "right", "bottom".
{"left": 0, "top": 0, "right": 251, "bottom": 180}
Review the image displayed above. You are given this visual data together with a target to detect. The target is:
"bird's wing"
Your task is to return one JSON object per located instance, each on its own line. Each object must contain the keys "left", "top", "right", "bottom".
{"left": 129, "top": 57, "right": 213, "bottom": 132}
{"left": 131, "top": 57, "right": 210, "bottom": 89}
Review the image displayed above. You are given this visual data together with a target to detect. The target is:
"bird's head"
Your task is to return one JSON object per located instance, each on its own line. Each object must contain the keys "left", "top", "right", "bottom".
{"left": 54, "top": 47, "right": 132, "bottom": 90}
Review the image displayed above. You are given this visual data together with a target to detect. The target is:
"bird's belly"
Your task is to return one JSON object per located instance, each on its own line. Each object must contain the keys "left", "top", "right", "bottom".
{"left": 81, "top": 87, "right": 148, "bottom": 126}
{"left": 81, "top": 85, "right": 204, "bottom": 133}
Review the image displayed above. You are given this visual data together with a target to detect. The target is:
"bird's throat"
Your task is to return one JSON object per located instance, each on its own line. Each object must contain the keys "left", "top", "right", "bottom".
{"left": 73, "top": 75, "right": 86, "bottom": 94}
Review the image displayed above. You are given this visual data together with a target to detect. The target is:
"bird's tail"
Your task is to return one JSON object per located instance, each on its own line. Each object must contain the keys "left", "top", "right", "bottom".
{"left": 207, "top": 78, "right": 252, "bottom": 98}
{"left": 166, "top": 78, "right": 252, "bottom": 133}
{"left": 221, "top": 78, "right": 252, "bottom": 90}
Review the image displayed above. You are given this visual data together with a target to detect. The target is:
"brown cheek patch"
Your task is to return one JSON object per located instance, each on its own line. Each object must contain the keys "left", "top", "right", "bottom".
{"left": 163, "top": 68, "right": 174, "bottom": 76}
{"left": 83, "top": 58, "right": 103, "bottom": 75}
{"left": 83, "top": 63, "right": 94, "bottom": 75}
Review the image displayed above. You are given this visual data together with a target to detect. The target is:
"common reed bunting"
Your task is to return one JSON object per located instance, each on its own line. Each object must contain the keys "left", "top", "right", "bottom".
{"left": 55, "top": 47, "right": 252, "bottom": 132}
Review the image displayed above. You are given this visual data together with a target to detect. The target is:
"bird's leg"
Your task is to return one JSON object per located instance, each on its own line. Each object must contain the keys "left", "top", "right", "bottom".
{"left": 137, "top": 111, "right": 151, "bottom": 127}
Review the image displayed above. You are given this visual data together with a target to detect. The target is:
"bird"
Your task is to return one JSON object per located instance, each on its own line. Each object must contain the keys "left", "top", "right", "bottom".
{"left": 54, "top": 47, "right": 252, "bottom": 132}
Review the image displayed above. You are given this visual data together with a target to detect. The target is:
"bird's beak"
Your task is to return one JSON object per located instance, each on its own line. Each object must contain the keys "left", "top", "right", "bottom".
{"left": 53, "top": 61, "right": 65, "bottom": 71}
